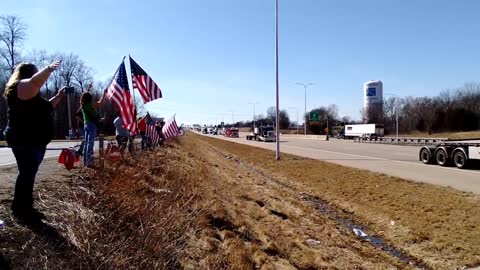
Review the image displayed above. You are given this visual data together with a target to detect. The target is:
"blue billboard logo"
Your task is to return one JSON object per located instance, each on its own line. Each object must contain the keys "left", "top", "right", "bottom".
{"left": 366, "top": 87, "right": 376, "bottom": 97}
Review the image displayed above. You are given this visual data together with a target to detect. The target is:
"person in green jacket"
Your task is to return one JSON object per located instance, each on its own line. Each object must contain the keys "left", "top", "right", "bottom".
{"left": 80, "top": 86, "right": 106, "bottom": 167}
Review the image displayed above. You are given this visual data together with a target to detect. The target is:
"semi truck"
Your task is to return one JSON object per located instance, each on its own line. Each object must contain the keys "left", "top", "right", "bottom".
{"left": 246, "top": 126, "right": 276, "bottom": 142}
{"left": 224, "top": 128, "right": 239, "bottom": 138}
{"left": 419, "top": 141, "right": 480, "bottom": 169}
{"left": 344, "top": 124, "right": 384, "bottom": 139}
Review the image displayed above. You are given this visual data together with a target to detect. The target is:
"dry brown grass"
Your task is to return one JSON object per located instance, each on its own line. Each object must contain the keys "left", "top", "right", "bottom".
{"left": 194, "top": 133, "right": 480, "bottom": 269}
{"left": 180, "top": 133, "right": 411, "bottom": 269}
{"left": 0, "top": 141, "right": 229, "bottom": 269}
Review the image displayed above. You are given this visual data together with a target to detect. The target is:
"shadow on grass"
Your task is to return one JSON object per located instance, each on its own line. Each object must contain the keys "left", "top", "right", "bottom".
{"left": 0, "top": 252, "right": 12, "bottom": 270}
{"left": 22, "top": 218, "right": 70, "bottom": 251}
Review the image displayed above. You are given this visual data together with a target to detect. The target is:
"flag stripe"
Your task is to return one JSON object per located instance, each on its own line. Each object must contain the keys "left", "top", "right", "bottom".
{"left": 162, "top": 115, "right": 180, "bottom": 140}
{"left": 130, "top": 56, "right": 163, "bottom": 104}
{"left": 106, "top": 61, "right": 136, "bottom": 132}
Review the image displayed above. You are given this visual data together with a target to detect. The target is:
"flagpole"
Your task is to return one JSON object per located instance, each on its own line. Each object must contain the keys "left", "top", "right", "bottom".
{"left": 275, "top": 0, "right": 280, "bottom": 160}
{"left": 127, "top": 55, "right": 139, "bottom": 130}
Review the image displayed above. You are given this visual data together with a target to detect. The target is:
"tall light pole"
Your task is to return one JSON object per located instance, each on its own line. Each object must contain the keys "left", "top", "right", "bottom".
{"left": 385, "top": 93, "right": 400, "bottom": 141}
{"left": 288, "top": 106, "right": 299, "bottom": 134}
{"left": 275, "top": 0, "right": 280, "bottom": 160}
{"left": 296, "top": 82, "right": 315, "bottom": 135}
{"left": 249, "top": 102, "right": 259, "bottom": 128}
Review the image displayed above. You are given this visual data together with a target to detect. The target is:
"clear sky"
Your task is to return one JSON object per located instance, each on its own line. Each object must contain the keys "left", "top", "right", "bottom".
{"left": 3, "top": 0, "right": 480, "bottom": 125}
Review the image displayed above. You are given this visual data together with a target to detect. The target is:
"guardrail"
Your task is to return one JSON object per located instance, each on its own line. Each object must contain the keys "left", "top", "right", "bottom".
{"left": 354, "top": 137, "right": 448, "bottom": 145}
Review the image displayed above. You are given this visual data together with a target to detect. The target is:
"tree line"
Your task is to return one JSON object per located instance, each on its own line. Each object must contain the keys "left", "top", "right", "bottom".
{"left": 0, "top": 15, "right": 144, "bottom": 138}
{"left": 382, "top": 84, "right": 480, "bottom": 135}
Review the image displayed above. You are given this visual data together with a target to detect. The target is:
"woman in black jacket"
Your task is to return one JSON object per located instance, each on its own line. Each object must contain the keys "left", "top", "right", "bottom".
{"left": 4, "top": 60, "right": 66, "bottom": 221}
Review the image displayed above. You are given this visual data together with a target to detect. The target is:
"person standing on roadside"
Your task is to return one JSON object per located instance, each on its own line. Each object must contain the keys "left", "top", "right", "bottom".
{"left": 114, "top": 114, "right": 130, "bottom": 153}
{"left": 3, "top": 61, "right": 66, "bottom": 221}
{"left": 137, "top": 116, "right": 147, "bottom": 150}
{"left": 80, "top": 85, "right": 107, "bottom": 168}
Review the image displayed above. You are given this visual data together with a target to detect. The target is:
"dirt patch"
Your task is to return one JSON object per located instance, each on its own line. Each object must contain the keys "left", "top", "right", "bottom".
{"left": 193, "top": 132, "right": 480, "bottom": 269}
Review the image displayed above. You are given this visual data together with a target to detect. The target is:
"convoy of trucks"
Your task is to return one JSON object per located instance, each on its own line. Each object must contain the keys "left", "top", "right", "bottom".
{"left": 197, "top": 123, "right": 479, "bottom": 170}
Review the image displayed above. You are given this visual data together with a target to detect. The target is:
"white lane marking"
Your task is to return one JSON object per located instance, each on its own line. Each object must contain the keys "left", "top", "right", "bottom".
{"left": 285, "top": 145, "right": 480, "bottom": 176}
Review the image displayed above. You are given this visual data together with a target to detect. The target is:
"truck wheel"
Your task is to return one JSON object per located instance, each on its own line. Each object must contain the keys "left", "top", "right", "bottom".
{"left": 420, "top": 148, "right": 433, "bottom": 164}
{"left": 453, "top": 150, "right": 468, "bottom": 169}
{"left": 435, "top": 149, "right": 449, "bottom": 167}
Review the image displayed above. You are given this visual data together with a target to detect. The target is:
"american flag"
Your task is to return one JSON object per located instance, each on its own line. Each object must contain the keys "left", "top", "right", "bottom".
{"left": 162, "top": 115, "right": 180, "bottom": 140}
{"left": 106, "top": 61, "right": 136, "bottom": 132}
{"left": 147, "top": 124, "right": 160, "bottom": 145}
{"left": 130, "top": 56, "right": 162, "bottom": 104}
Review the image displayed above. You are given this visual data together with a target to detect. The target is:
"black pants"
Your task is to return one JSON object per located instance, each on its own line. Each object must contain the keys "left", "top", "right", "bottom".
{"left": 11, "top": 146, "right": 46, "bottom": 212}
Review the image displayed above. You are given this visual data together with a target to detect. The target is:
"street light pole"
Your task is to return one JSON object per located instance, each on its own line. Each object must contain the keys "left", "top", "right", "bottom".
{"left": 249, "top": 102, "right": 259, "bottom": 128}
{"left": 275, "top": 0, "right": 280, "bottom": 160}
{"left": 296, "top": 82, "right": 315, "bottom": 135}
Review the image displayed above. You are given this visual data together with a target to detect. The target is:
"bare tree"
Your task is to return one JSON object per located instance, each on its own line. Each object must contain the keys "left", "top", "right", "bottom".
{"left": 0, "top": 15, "right": 26, "bottom": 74}
{"left": 73, "top": 60, "right": 94, "bottom": 92}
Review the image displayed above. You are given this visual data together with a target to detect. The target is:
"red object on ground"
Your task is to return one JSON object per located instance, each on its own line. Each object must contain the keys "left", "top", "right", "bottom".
{"left": 58, "top": 149, "right": 75, "bottom": 170}
{"left": 106, "top": 142, "right": 122, "bottom": 161}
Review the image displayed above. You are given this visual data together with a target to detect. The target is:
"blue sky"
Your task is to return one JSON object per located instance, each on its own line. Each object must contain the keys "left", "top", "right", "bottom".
{"left": 4, "top": 0, "right": 480, "bottom": 125}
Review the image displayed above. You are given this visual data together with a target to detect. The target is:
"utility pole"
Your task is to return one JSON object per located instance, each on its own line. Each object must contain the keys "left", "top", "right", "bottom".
{"left": 249, "top": 102, "right": 259, "bottom": 128}
{"left": 296, "top": 82, "right": 315, "bottom": 135}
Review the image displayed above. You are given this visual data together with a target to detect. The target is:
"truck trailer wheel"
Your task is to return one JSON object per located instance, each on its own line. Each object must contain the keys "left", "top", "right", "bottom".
{"left": 420, "top": 148, "right": 433, "bottom": 164}
{"left": 453, "top": 150, "right": 468, "bottom": 169}
{"left": 435, "top": 149, "right": 449, "bottom": 167}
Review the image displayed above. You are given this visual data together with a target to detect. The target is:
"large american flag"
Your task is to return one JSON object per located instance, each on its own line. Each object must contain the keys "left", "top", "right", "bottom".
{"left": 162, "top": 115, "right": 180, "bottom": 140}
{"left": 147, "top": 124, "right": 160, "bottom": 145}
{"left": 130, "top": 56, "right": 162, "bottom": 104}
{"left": 106, "top": 61, "right": 136, "bottom": 132}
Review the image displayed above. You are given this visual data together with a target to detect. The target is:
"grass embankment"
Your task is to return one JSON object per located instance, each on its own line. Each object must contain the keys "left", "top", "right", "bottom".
{"left": 194, "top": 133, "right": 480, "bottom": 269}
{"left": 1, "top": 142, "right": 231, "bottom": 269}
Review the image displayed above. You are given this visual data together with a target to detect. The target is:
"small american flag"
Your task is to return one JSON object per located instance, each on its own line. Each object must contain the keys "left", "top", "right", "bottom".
{"left": 162, "top": 115, "right": 180, "bottom": 140}
{"left": 130, "top": 56, "right": 162, "bottom": 104}
{"left": 106, "top": 61, "right": 136, "bottom": 132}
{"left": 147, "top": 124, "right": 160, "bottom": 145}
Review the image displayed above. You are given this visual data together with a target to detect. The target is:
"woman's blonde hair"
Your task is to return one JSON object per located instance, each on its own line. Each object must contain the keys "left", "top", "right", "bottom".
{"left": 4, "top": 63, "right": 38, "bottom": 97}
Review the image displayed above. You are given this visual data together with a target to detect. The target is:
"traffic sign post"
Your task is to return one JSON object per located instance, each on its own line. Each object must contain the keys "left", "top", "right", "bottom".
{"left": 309, "top": 112, "right": 319, "bottom": 122}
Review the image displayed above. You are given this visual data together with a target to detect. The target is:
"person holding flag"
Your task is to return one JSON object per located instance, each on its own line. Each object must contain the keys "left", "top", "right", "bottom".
{"left": 80, "top": 84, "right": 107, "bottom": 168}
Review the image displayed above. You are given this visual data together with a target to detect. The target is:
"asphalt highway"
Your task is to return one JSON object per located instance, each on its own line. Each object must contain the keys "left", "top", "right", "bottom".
{"left": 199, "top": 132, "right": 480, "bottom": 194}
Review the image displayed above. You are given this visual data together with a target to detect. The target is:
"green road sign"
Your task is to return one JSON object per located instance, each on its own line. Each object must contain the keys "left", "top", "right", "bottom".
{"left": 309, "top": 112, "right": 319, "bottom": 121}
{"left": 221, "top": 122, "right": 224, "bottom": 127}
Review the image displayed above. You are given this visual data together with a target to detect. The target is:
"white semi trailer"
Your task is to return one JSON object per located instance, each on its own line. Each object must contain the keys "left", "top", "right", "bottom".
{"left": 419, "top": 141, "right": 480, "bottom": 169}
{"left": 344, "top": 124, "right": 384, "bottom": 139}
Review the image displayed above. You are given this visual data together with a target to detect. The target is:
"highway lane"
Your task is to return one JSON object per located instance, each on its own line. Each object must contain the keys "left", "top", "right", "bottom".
{"left": 198, "top": 132, "right": 480, "bottom": 194}
{"left": 0, "top": 141, "right": 84, "bottom": 167}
